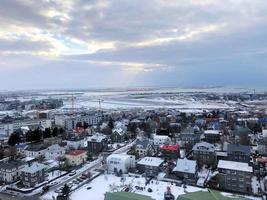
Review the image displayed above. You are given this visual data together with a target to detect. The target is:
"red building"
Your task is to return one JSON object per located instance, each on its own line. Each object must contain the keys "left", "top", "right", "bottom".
{"left": 160, "top": 144, "right": 180, "bottom": 160}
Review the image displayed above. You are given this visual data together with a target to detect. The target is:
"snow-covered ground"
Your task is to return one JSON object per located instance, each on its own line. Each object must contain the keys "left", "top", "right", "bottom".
{"left": 41, "top": 174, "right": 262, "bottom": 200}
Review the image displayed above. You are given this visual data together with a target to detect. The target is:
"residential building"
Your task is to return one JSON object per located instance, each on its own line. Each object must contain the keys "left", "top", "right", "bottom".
{"left": 0, "top": 161, "right": 25, "bottom": 183}
{"left": 179, "top": 128, "right": 201, "bottom": 152}
{"left": 203, "top": 130, "right": 222, "bottom": 143}
{"left": 106, "top": 154, "right": 135, "bottom": 174}
{"left": 192, "top": 142, "right": 217, "bottom": 168}
{"left": 64, "top": 114, "right": 104, "bottom": 130}
{"left": 87, "top": 133, "right": 108, "bottom": 155}
{"left": 65, "top": 137, "right": 87, "bottom": 150}
{"left": 137, "top": 156, "right": 164, "bottom": 177}
{"left": 21, "top": 163, "right": 47, "bottom": 188}
{"left": 217, "top": 160, "right": 253, "bottom": 194}
{"left": 24, "top": 144, "right": 48, "bottom": 158}
{"left": 66, "top": 150, "right": 87, "bottom": 166}
{"left": 45, "top": 144, "right": 66, "bottom": 160}
{"left": 173, "top": 159, "right": 197, "bottom": 185}
{"left": 227, "top": 144, "right": 251, "bottom": 163}
{"left": 134, "top": 138, "right": 152, "bottom": 158}
{"left": 160, "top": 144, "right": 180, "bottom": 160}
{"left": 153, "top": 135, "right": 171, "bottom": 147}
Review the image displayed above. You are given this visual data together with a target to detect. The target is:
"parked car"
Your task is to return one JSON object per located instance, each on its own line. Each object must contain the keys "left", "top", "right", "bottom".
{"left": 69, "top": 170, "right": 77, "bottom": 176}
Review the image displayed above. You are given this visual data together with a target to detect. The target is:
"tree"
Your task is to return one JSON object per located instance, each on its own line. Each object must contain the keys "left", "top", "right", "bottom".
{"left": 32, "top": 129, "right": 42, "bottom": 142}
{"left": 43, "top": 128, "right": 51, "bottom": 139}
{"left": 62, "top": 184, "right": 70, "bottom": 197}
{"left": 8, "top": 133, "right": 21, "bottom": 146}
{"left": 108, "top": 118, "right": 114, "bottom": 130}
{"left": 52, "top": 127, "right": 58, "bottom": 137}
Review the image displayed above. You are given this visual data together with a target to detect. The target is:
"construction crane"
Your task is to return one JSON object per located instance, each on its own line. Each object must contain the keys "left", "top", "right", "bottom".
{"left": 98, "top": 99, "right": 104, "bottom": 111}
{"left": 65, "top": 94, "right": 75, "bottom": 115}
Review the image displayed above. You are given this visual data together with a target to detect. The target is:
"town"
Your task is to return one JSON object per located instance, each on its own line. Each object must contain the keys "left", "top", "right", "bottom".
{"left": 0, "top": 89, "right": 266, "bottom": 200}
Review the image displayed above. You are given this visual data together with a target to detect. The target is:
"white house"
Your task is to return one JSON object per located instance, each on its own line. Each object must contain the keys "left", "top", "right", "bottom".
{"left": 153, "top": 135, "right": 171, "bottom": 146}
{"left": 0, "top": 161, "right": 25, "bottom": 183}
{"left": 24, "top": 144, "right": 48, "bottom": 158}
{"left": 65, "top": 137, "right": 87, "bottom": 150}
{"left": 45, "top": 144, "right": 66, "bottom": 160}
{"left": 106, "top": 154, "right": 135, "bottom": 174}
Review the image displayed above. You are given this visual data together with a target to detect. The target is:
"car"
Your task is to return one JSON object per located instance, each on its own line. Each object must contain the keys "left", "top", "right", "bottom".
{"left": 69, "top": 170, "right": 76, "bottom": 176}
{"left": 87, "top": 186, "right": 92, "bottom": 190}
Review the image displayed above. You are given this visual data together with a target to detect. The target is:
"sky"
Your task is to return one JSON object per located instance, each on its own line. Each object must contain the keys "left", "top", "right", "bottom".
{"left": 0, "top": 0, "right": 267, "bottom": 90}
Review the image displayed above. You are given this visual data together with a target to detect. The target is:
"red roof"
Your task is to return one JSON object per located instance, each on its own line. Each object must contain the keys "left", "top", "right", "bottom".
{"left": 67, "top": 150, "right": 86, "bottom": 156}
{"left": 161, "top": 144, "right": 179, "bottom": 151}
{"left": 256, "top": 157, "right": 267, "bottom": 163}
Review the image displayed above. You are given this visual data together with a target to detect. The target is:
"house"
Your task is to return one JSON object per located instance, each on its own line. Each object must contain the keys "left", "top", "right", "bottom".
{"left": 21, "top": 163, "right": 47, "bottom": 188}
{"left": 24, "top": 144, "right": 48, "bottom": 158}
{"left": 192, "top": 142, "right": 217, "bottom": 168}
{"left": 137, "top": 156, "right": 164, "bottom": 177}
{"left": 66, "top": 150, "right": 87, "bottom": 166}
{"left": 111, "top": 127, "right": 125, "bottom": 143}
{"left": 153, "top": 135, "right": 171, "bottom": 147}
{"left": 134, "top": 138, "right": 152, "bottom": 158}
{"left": 230, "top": 127, "right": 251, "bottom": 145}
{"left": 217, "top": 160, "right": 253, "bottom": 194}
{"left": 160, "top": 144, "right": 180, "bottom": 160}
{"left": 227, "top": 144, "right": 251, "bottom": 163}
{"left": 179, "top": 128, "right": 201, "bottom": 152}
{"left": 0, "top": 161, "right": 25, "bottom": 183}
{"left": 45, "top": 144, "right": 66, "bottom": 160}
{"left": 87, "top": 133, "right": 108, "bottom": 155}
{"left": 257, "top": 139, "right": 267, "bottom": 156}
{"left": 65, "top": 137, "right": 87, "bottom": 150}
{"left": 203, "top": 130, "right": 222, "bottom": 143}
{"left": 106, "top": 154, "right": 135, "bottom": 174}
{"left": 105, "top": 192, "right": 152, "bottom": 200}
{"left": 173, "top": 159, "right": 197, "bottom": 185}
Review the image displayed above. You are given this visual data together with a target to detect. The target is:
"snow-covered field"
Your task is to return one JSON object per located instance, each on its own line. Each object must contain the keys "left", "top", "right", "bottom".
{"left": 41, "top": 174, "right": 261, "bottom": 200}
{"left": 62, "top": 91, "right": 233, "bottom": 110}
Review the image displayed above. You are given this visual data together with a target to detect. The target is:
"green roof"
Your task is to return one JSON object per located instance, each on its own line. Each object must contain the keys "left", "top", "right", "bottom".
{"left": 177, "top": 190, "right": 247, "bottom": 200}
{"left": 105, "top": 192, "right": 153, "bottom": 200}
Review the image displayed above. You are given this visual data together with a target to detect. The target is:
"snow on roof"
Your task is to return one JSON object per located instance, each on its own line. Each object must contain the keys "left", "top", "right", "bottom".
{"left": 21, "top": 163, "right": 46, "bottom": 174}
{"left": 154, "top": 135, "right": 170, "bottom": 139}
{"left": 173, "top": 159, "right": 196, "bottom": 174}
{"left": 87, "top": 133, "right": 107, "bottom": 142}
{"left": 217, "top": 160, "right": 253, "bottom": 172}
{"left": 137, "top": 157, "right": 164, "bottom": 167}
{"left": 107, "top": 154, "right": 135, "bottom": 162}
{"left": 204, "top": 130, "right": 221, "bottom": 135}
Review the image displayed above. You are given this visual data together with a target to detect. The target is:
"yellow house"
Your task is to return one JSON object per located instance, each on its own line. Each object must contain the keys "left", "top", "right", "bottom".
{"left": 66, "top": 150, "right": 87, "bottom": 166}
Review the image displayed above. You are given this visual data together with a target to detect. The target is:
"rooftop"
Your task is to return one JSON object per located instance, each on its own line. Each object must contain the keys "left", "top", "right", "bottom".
{"left": 67, "top": 149, "right": 87, "bottom": 156}
{"left": 137, "top": 157, "right": 164, "bottom": 167}
{"left": 105, "top": 192, "right": 152, "bottom": 200}
{"left": 21, "top": 162, "right": 46, "bottom": 174}
{"left": 217, "top": 160, "right": 253, "bottom": 173}
{"left": 173, "top": 159, "right": 196, "bottom": 174}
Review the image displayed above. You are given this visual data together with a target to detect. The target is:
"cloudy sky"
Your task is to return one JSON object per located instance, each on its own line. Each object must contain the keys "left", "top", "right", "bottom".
{"left": 0, "top": 0, "right": 266, "bottom": 90}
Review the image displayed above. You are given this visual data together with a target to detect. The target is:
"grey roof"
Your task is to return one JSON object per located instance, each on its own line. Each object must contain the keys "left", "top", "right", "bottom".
{"left": 227, "top": 144, "right": 252, "bottom": 155}
{"left": 21, "top": 163, "right": 46, "bottom": 174}
{"left": 87, "top": 133, "right": 107, "bottom": 143}
{"left": 0, "top": 161, "right": 24, "bottom": 170}
{"left": 192, "top": 141, "right": 215, "bottom": 152}
{"left": 25, "top": 144, "right": 47, "bottom": 152}
{"left": 173, "top": 159, "right": 197, "bottom": 174}
{"left": 137, "top": 157, "right": 164, "bottom": 167}
{"left": 231, "top": 127, "right": 252, "bottom": 135}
